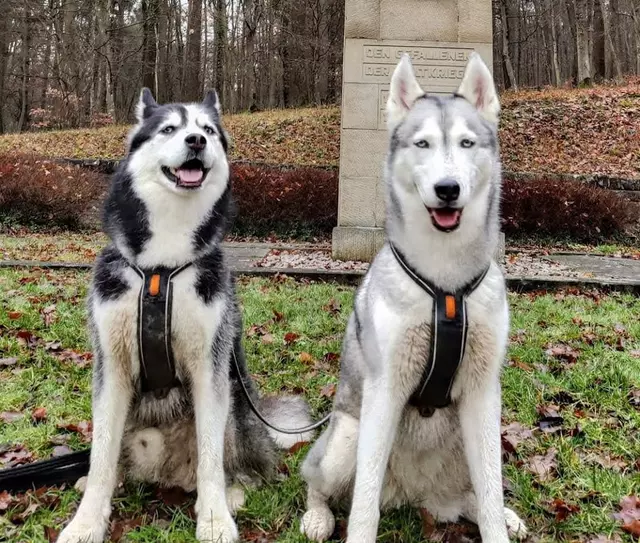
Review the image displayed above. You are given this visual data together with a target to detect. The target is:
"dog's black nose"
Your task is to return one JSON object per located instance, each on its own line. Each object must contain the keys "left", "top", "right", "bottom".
{"left": 434, "top": 179, "right": 460, "bottom": 203}
{"left": 185, "top": 133, "right": 207, "bottom": 151}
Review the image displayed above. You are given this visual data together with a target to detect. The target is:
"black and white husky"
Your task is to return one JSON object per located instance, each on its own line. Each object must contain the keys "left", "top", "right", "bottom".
{"left": 57, "top": 90, "right": 312, "bottom": 543}
{"left": 299, "top": 54, "right": 528, "bottom": 542}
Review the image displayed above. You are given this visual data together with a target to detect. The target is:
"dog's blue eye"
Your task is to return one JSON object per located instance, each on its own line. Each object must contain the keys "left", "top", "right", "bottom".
{"left": 461, "top": 139, "right": 475, "bottom": 148}
{"left": 204, "top": 126, "right": 215, "bottom": 135}
{"left": 162, "top": 126, "right": 175, "bottom": 134}
{"left": 414, "top": 140, "right": 429, "bottom": 149}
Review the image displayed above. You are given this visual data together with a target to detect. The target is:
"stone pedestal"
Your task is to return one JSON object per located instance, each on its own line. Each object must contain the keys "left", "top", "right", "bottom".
{"left": 333, "top": 0, "right": 494, "bottom": 262}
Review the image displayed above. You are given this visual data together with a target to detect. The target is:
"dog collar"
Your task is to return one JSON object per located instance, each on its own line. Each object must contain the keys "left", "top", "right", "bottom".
{"left": 132, "top": 264, "right": 193, "bottom": 398}
{"left": 389, "top": 244, "right": 489, "bottom": 417}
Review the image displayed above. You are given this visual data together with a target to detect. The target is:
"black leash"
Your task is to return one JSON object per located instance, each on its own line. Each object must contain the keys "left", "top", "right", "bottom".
{"left": 389, "top": 243, "right": 490, "bottom": 417}
{"left": 232, "top": 350, "right": 331, "bottom": 435}
{"left": 0, "top": 450, "right": 90, "bottom": 493}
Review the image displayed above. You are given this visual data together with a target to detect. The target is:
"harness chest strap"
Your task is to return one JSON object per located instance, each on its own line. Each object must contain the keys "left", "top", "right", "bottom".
{"left": 389, "top": 244, "right": 489, "bottom": 417}
{"left": 132, "top": 263, "right": 192, "bottom": 398}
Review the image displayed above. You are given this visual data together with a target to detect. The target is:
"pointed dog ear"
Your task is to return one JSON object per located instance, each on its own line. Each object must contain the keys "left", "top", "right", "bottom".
{"left": 455, "top": 52, "right": 500, "bottom": 125}
{"left": 386, "top": 54, "right": 425, "bottom": 132}
{"left": 203, "top": 90, "right": 222, "bottom": 115}
{"left": 135, "top": 88, "right": 158, "bottom": 122}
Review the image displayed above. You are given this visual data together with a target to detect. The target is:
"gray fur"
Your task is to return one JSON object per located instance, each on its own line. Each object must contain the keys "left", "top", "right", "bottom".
{"left": 299, "top": 54, "right": 528, "bottom": 543}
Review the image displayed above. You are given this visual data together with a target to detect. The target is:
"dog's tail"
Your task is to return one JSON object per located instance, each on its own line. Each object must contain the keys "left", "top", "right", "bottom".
{"left": 258, "top": 395, "right": 315, "bottom": 450}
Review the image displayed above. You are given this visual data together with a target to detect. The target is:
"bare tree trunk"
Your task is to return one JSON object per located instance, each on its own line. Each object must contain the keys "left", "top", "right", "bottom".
{"left": 549, "top": 0, "right": 562, "bottom": 84}
{"left": 157, "top": 0, "right": 169, "bottom": 101}
{"left": 500, "top": 0, "right": 518, "bottom": 89}
{"left": 142, "top": 0, "right": 159, "bottom": 92}
{"left": 40, "top": 1, "right": 55, "bottom": 109}
{"left": 18, "top": 9, "right": 33, "bottom": 132}
{"left": 633, "top": 1, "right": 640, "bottom": 74}
{"left": 0, "top": 0, "right": 11, "bottom": 132}
{"left": 599, "top": 0, "right": 623, "bottom": 78}
{"left": 574, "top": 0, "right": 593, "bottom": 85}
{"left": 213, "top": 0, "right": 226, "bottom": 103}
{"left": 592, "top": 0, "right": 605, "bottom": 80}
{"left": 183, "top": 0, "right": 203, "bottom": 100}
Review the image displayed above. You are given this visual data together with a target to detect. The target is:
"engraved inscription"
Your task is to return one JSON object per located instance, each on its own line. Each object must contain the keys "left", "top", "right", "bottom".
{"left": 414, "top": 66, "right": 465, "bottom": 80}
{"left": 364, "top": 65, "right": 392, "bottom": 78}
{"left": 364, "top": 63, "right": 464, "bottom": 83}
{"left": 363, "top": 45, "right": 471, "bottom": 65}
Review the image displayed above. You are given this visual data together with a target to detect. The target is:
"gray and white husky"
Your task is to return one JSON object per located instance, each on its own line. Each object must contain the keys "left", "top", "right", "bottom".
{"left": 299, "top": 54, "right": 528, "bottom": 542}
{"left": 57, "top": 90, "right": 312, "bottom": 543}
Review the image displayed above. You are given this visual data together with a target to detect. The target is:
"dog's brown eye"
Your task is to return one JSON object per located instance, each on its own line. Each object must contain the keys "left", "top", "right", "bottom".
{"left": 414, "top": 140, "right": 429, "bottom": 149}
{"left": 162, "top": 126, "right": 175, "bottom": 134}
{"left": 461, "top": 139, "right": 475, "bottom": 148}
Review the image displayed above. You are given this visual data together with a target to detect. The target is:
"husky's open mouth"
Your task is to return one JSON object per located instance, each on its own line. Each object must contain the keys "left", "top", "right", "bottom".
{"left": 162, "top": 159, "right": 209, "bottom": 189}
{"left": 428, "top": 207, "right": 463, "bottom": 232}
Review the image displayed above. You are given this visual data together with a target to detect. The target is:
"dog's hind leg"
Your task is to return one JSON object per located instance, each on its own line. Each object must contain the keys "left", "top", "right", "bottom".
{"left": 58, "top": 353, "right": 134, "bottom": 543}
{"left": 192, "top": 359, "right": 238, "bottom": 543}
{"left": 300, "top": 411, "right": 359, "bottom": 542}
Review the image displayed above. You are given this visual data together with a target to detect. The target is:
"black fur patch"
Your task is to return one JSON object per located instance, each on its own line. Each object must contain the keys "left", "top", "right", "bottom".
{"left": 353, "top": 304, "right": 363, "bottom": 347}
{"left": 129, "top": 105, "right": 188, "bottom": 154}
{"left": 193, "top": 186, "right": 233, "bottom": 252}
{"left": 92, "top": 245, "right": 130, "bottom": 300}
{"left": 194, "top": 246, "right": 225, "bottom": 304}
{"left": 103, "top": 166, "right": 151, "bottom": 256}
{"left": 92, "top": 343, "right": 105, "bottom": 394}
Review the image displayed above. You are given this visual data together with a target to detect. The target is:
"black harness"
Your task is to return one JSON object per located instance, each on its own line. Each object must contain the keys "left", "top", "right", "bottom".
{"left": 389, "top": 244, "right": 489, "bottom": 418}
{"left": 131, "top": 264, "right": 193, "bottom": 397}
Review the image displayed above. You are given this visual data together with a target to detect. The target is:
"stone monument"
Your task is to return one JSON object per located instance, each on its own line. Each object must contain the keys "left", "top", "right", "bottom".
{"left": 333, "top": 0, "right": 495, "bottom": 261}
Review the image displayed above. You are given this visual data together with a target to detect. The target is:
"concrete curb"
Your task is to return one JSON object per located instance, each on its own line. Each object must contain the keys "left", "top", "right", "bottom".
{"left": 1, "top": 260, "right": 639, "bottom": 293}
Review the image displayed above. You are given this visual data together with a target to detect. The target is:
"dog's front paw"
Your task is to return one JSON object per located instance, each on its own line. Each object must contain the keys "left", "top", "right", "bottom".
{"left": 57, "top": 517, "right": 108, "bottom": 543}
{"left": 196, "top": 512, "right": 239, "bottom": 543}
{"left": 505, "top": 507, "right": 528, "bottom": 540}
{"left": 300, "top": 506, "right": 335, "bottom": 542}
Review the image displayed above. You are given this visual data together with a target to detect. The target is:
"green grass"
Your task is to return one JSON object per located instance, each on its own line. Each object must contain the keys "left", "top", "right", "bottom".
{"left": 1, "top": 268, "right": 639, "bottom": 542}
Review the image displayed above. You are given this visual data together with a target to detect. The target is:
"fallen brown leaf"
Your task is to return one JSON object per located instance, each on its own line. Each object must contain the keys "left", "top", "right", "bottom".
{"left": 322, "top": 298, "right": 341, "bottom": 315}
{"left": 298, "top": 352, "right": 314, "bottom": 364}
{"left": 109, "top": 516, "right": 144, "bottom": 541}
{"left": 44, "top": 526, "right": 60, "bottom": 543}
{"left": 613, "top": 495, "right": 640, "bottom": 525}
{"left": 13, "top": 501, "right": 40, "bottom": 523}
{"left": 32, "top": 407, "right": 47, "bottom": 423}
{"left": 527, "top": 447, "right": 557, "bottom": 482}
{"left": 0, "top": 490, "right": 13, "bottom": 511}
{"left": 549, "top": 498, "right": 579, "bottom": 521}
{"left": 0, "top": 445, "right": 34, "bottom": 467}
{"left": 0, "top": 357, "right": 18, "bottom": 367}
{"left": 52, "top": 445, "right": 73, "bottom": 457}
{"left": 419, "top": 508, "right": 437, "bottom": 538}
{"left": 8, "top": 311, "right": 23, "bottom": 320}
{"left": 545, "top": 343, "right": 580, "bottom": 365}
{"left": 287, "top": 441, "right": 309, "bottom": 455}
{"left": 622, "top": 520, "right": 640, "bottom": 537}
{"left": 57, "top": 421, "right": 93, "bottom": 442}
{"left": 320, "top": 383, "right": 336, "bottom": 398}
{"left": 284, "top": 332, "right": 300, "bottom": 345}
{"left": 1, "top": 411, "right": 24, "bottom": 423}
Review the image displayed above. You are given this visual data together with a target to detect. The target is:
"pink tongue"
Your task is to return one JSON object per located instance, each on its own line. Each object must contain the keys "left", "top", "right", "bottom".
{"left": 432, "top": 209, "right": 461, "bottom": 228}
{"left": 177, "top": 169, "right": 204, "bottom": 184}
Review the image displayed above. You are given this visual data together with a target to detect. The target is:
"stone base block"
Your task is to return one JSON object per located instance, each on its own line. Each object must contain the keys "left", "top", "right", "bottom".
{"left": 333, "top": 227, "right": 507, "bottom": 264}
{"left": 332, "top": 226, "right": 386, "bottom": 262}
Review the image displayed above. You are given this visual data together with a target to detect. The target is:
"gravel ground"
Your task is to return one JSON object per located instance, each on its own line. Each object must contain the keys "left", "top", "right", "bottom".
{"left": 254, "top": 249, "right": 618, "bottom": 279}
